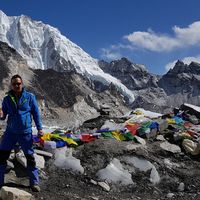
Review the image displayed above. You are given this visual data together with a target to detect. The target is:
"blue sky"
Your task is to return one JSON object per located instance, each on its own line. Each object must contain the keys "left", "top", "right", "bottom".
{"left": 1, "top": 0, "right": 200, "bottom": 75}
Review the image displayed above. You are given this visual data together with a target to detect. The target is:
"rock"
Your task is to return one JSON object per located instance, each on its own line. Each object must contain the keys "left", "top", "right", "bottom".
{"left": 6, "top": 160, "right": 14, "bottom": 170}
{"left": 0, "top": 186, "right": 32, "bottom": 200}
{"left": 126, "top": 143, "right": 148, "bottom": 155}
{"left": 39, "top": 169, "right": 48, "bottom": 180}
{"left": 13, "top": 150, "right": 45, "bottom": 169}
{"left": 34, "top": 149, "right": 53, "bottom": 158}
{"left": 166, "top": 193, "right": 175, "bottom": 198}
{"left": 5, "top": 170, "right": 29, "bottom": 187}
{"left": 91, "top": 197, "right": 99, "bottom": 200}
{"left": 126, "top": 143, "right": 144, "bottom": 151}
{"left": 160, "top": 141, "right": 181, "bottom": 153}
{"left": 97, "top": 182, "right": 110, "bottom": 192}
{"left": 98, "top": 104, "right": 110, "bottom": 116}
{"left": 164, "top": 158, "right": 180, "bottom": 169}
{"left": 126, "top": 143, "right": 148, "bottom": 157}
{"left": 15, "top": 150, "right": 26, "bottom": 167}
{"left": 90, "top": 179, "right": 98, "bottom": 185}
{"left": 182, "top": 139, "right": 200, "bottom": 155}
{"left": 134, "top": 135, "right": 146, "bottom": 145}
{"left": 178, "top": 182, "right": 185, "bottom": 192}
{"left": 34, "top": 154, "right": 45, "bottom": 169}
{"left": 5, "top": 170, "right": 17, "bottom": 185}
{"left": 8, "top": 150, "right": 15, "bottom": 161}
{"left": 156, "top": 135, "right": 165, "bottom": 141}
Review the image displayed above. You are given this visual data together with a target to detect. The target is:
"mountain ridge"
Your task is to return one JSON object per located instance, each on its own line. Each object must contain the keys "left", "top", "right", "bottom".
{"left": 0, "top": 41, "right": 130, "bottom": 128}
{"left": 0, "top": 10, "right": 135, "bottom": 103}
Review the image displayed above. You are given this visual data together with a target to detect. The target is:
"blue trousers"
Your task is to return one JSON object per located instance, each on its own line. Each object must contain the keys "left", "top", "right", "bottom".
{"left": 0, "top": 132, "right": 39, "bottom": 186}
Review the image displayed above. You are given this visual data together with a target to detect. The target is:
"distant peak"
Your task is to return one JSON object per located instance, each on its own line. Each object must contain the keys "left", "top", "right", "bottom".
{"left": 167, "top": 59, "right": 200, "bottom": 75}
{"left": 175, "top": 60, "right": 185, "bottom": 66}
{"left": 110, "top": 57, "right": 132, "bottom": 66}
{"left": 0, "top": 10, "right": 6, "bottom": 16}
{"left": 189, "top": 61, "right": 200, "bottom": 67}
{"left": 120, "top": 57, "right": 131, "bottom": 62}
{"left": 0, "top": 10, "right": 8, "bottom": 20}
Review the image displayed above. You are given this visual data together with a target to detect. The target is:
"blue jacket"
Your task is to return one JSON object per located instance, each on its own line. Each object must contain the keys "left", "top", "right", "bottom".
{"left": 1, "top": 89, "right": 42, "bottom": 134}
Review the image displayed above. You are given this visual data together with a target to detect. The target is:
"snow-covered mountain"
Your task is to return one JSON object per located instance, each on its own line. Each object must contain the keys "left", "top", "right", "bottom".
{"left": 0, "top": 10, "right": 135, "bottom": 103}
{"left": 0, "top": 41, "right": 131, "bottom": 127}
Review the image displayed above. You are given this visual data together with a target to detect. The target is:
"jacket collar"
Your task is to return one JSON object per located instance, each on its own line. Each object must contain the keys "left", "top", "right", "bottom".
{"left": 8, "top": 88, "right": 25, "bottom": 97}
{"left": 7, "top": 88, "right": 27, "bottom": 106}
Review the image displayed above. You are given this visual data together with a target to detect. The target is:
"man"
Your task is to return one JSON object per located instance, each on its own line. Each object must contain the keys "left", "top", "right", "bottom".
{"left": 0, "top": 74, "right": 44, "bottom": 192}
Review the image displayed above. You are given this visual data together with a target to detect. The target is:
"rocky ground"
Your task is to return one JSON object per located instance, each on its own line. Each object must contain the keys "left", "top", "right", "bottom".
{"left": 32, "top": 139, "right": 200, "bottom": 200}
{"left": 1, "top": 133, "right": 200, "bottom": 200}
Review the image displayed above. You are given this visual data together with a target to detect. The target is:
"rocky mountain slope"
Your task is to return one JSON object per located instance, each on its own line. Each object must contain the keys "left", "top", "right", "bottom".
{"left": 158, "top": 60, "right": 200, "bottom": 105}
{"left": 99, "top": 57, "right": 159, "bottom": 90}
{"left": 0, "top": 41, "right": 130, "bottom": 128}
{"left": 99, "top": 58, "right": 200, "bottom": 113}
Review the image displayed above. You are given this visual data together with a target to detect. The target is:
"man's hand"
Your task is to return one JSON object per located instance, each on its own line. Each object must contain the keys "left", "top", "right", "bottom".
{"left": 37, "top": 130, "right": 44, "bottom": 138}
{"left": 0, "top": 108, "right": 4, "bottom": 118}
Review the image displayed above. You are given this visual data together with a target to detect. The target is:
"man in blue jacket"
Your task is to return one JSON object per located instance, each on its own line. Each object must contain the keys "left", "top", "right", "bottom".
{"left": 0, "top": 74, "right": 44, "bottom": 192}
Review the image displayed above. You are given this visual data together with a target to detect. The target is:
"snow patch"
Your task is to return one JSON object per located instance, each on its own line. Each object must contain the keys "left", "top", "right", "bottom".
{"left": 122, "top": 156, "right": 160, "bottom": 184}
{"left": 129, "top": 108, "right": 162, "bottom": 119}
{"left": 101, "top": 120, "right": 125, "bottom": 130}
{"left": 184, "top": 103, "right": 200, "bottom": 112}
{"left": 96, "top": 158, "right": 134, "bottom": 185}
{"left": 54, "top": 147, "right": 84, "bottom": 174}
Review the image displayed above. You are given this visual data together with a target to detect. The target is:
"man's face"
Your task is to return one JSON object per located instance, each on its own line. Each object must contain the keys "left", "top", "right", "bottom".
{"left": 11, "top": 78, "right": 23, "bottom": 94}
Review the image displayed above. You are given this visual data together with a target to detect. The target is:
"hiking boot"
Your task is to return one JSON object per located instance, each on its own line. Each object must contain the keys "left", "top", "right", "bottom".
{"left": 31, "top": 184, "right": 41, "bottom": 192}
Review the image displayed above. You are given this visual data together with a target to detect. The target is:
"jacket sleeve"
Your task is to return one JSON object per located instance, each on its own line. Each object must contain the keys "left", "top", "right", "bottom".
{"left": 0, "top": 97, "right": 8, "bottom": 120}
{"left": 31, "top": 94, "right": 43, "bottom": 130}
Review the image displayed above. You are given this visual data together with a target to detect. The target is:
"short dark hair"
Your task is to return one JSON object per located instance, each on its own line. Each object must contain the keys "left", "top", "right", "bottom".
{"left": 11, "top": 74, "right": 22, "bottom": 82}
